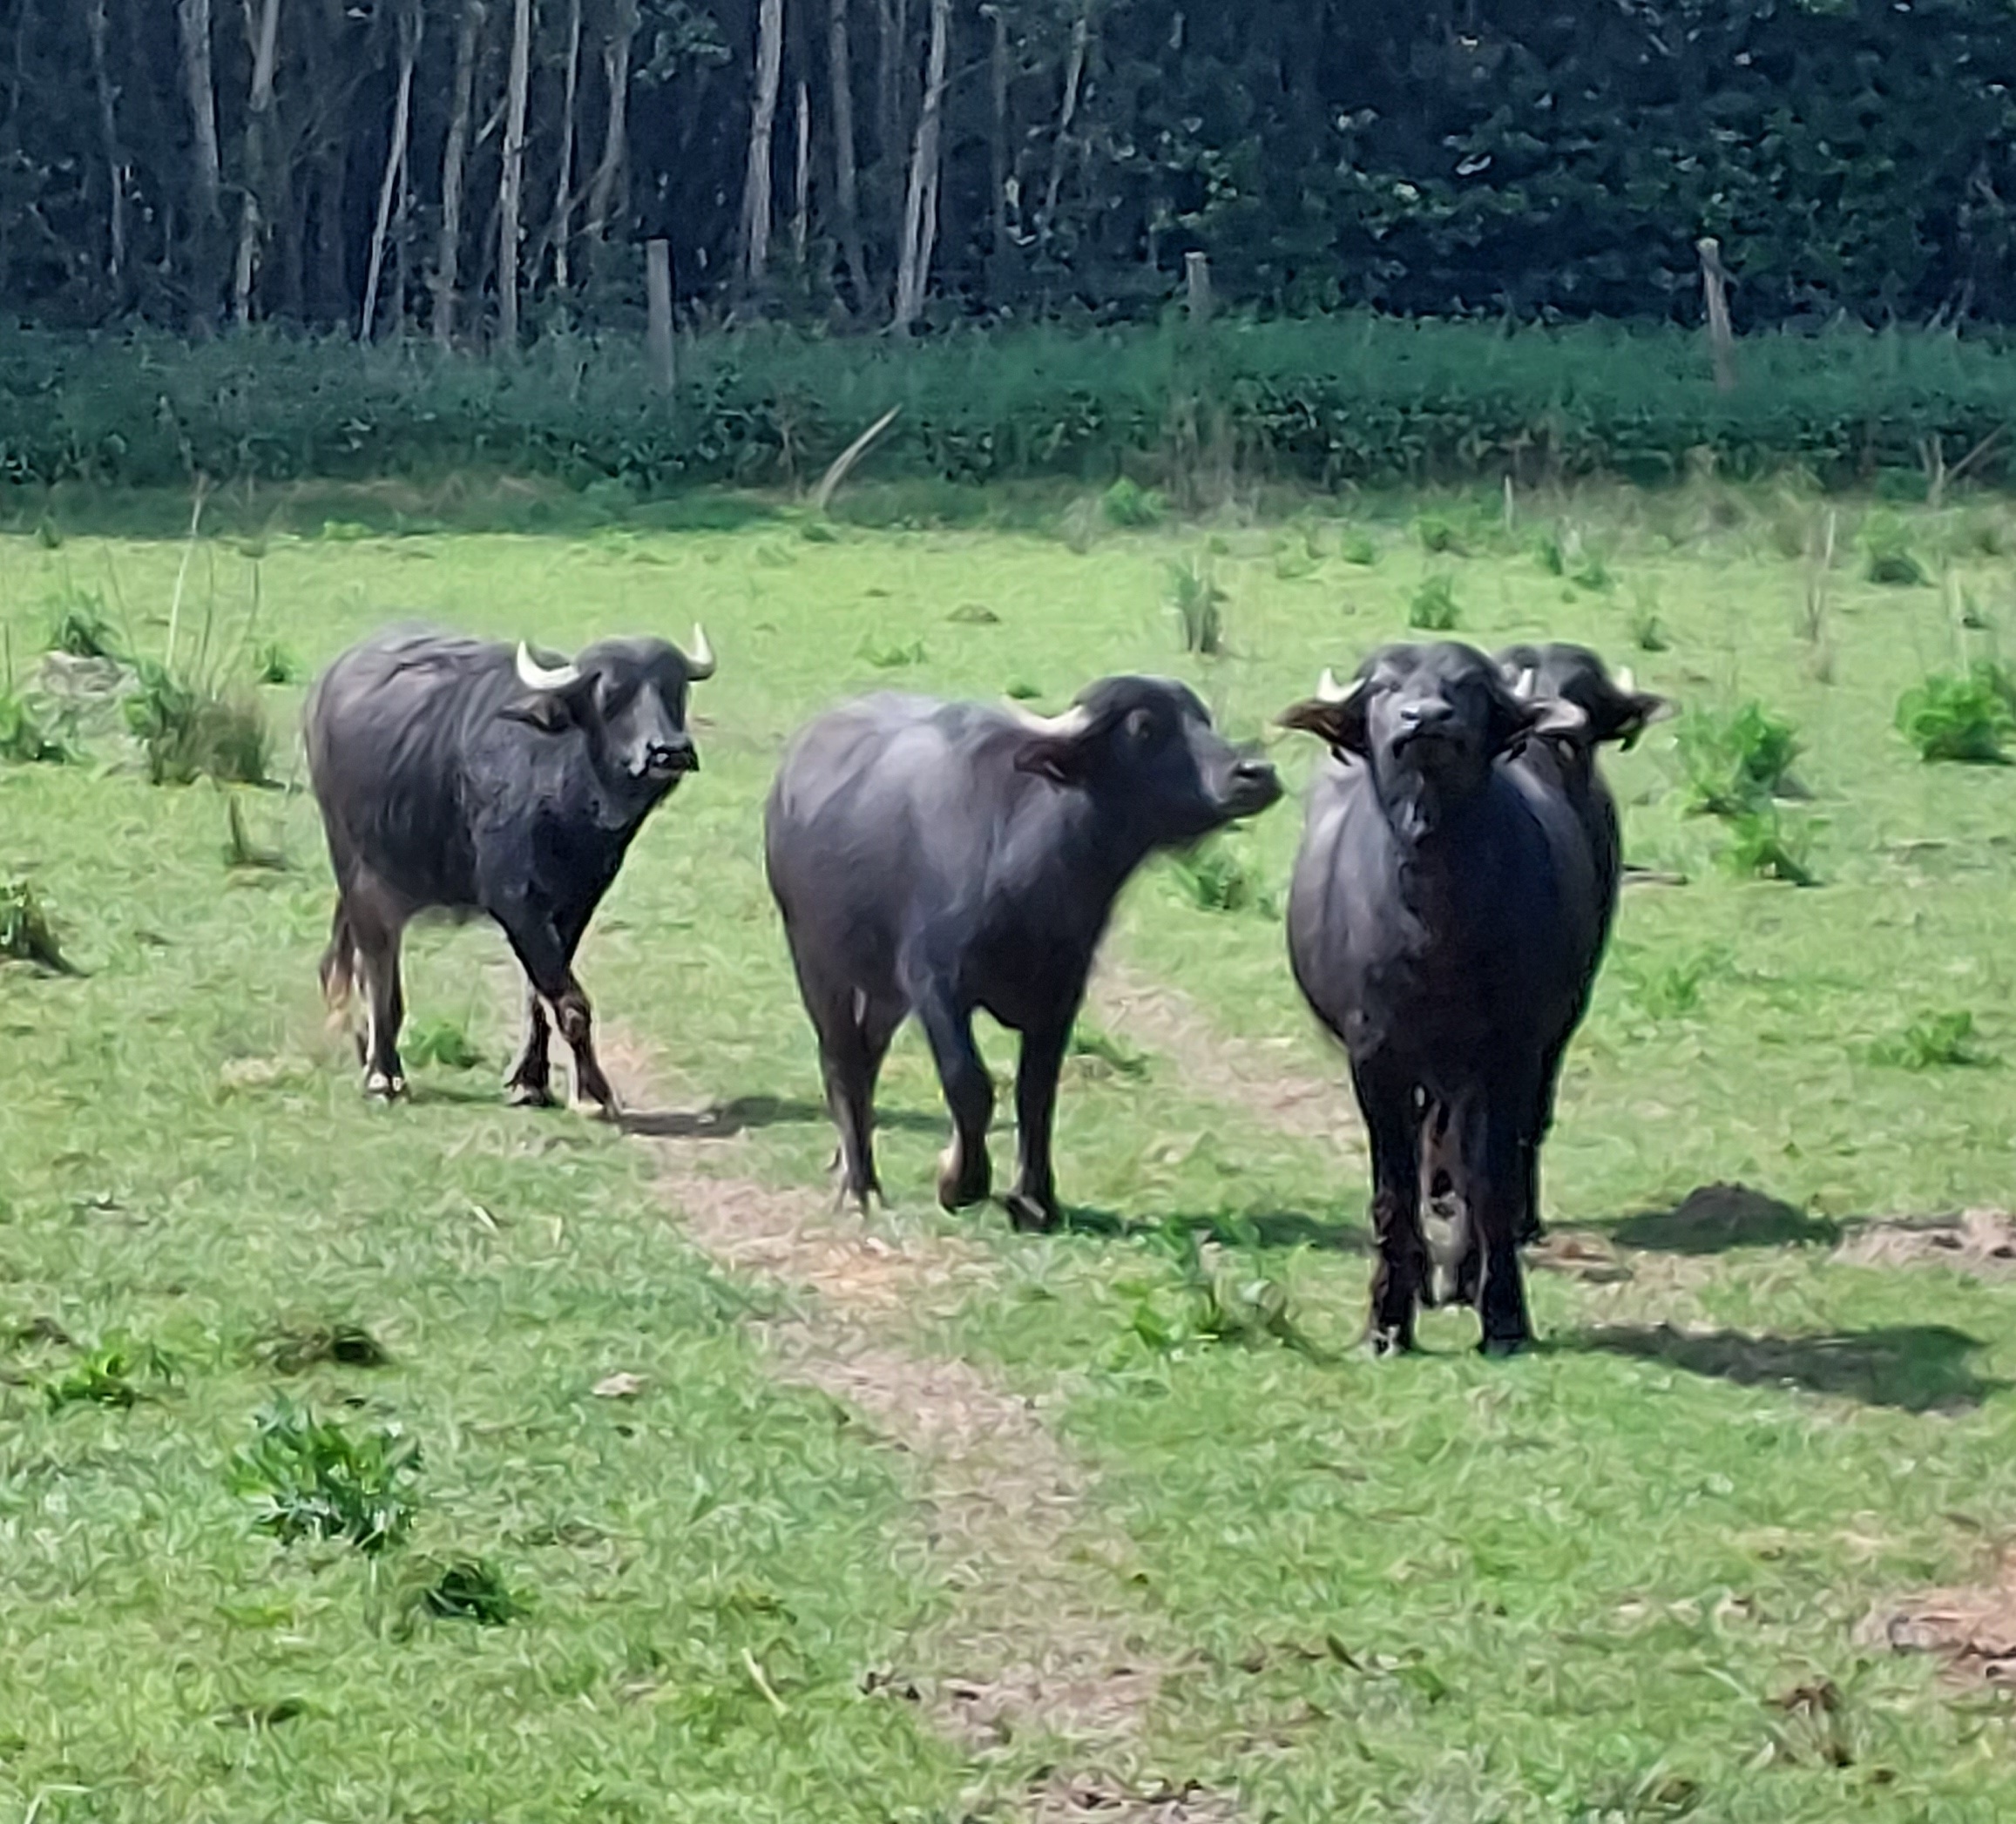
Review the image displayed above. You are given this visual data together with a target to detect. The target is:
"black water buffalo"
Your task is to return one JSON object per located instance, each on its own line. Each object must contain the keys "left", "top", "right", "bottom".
{"left": 305, "top": 623, "right": 714, "bottom": 1111}
{"left": 1417, "top": 643, "right": 1672, "bottom": 1247}
{"left": 764, "top": 677, "right": 1282, "bottom": 1230}
{"left": 1279, "top": 642, "right": 1600, "bottom": 1354}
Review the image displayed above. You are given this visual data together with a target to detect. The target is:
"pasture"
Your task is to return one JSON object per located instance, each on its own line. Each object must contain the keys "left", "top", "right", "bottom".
{"left": 3, "top": 478, "right": 2015, "bottom": 1821}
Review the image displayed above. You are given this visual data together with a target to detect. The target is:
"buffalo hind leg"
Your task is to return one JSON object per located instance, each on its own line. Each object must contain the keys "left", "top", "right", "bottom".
{"left": 351, "top": 908, "right": 408, "bottom": 1101}
{"left": 809, "top": 983, "right": 902, "bottom": 1211}
{"left": 319, "top": 898, "right": 366, "bottom": 1065}
{"left": 504, "top": 982, "right": 556, "bottom": 1107}
{"left": 1352, "top": 1057, "right": 1429, "bottom": 1354}
{"left": 916, "top": 992, "right": 993, "bottom": 1213}
{"left": 1005, "top": 1021, "right": 1070, "bottom": 1233}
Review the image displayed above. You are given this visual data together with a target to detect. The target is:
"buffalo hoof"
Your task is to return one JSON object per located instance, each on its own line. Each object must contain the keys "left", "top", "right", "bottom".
{"left": 1478, "top": 1331, "right": 1532, "bottom": 1359}
{"left": 936, "top": 1144, "right": 991, "bottom": 1211}
{"left": 506, "top": 1078, "right": 557, "bottom": 1109}
{"left": 363, "top": 1071, "right": 407, "bottom": 1102}
{"left": 1366, "top": 1325, "right": 1415, "bottom": 1358}
{"left": 1004, "top": 1190, "right": 1059, "bottom": 1234}
{"left": 573, "top": 1093, "right": 621, "bottom": 1124}
{"left": 832, "top": 1178, "right": 883, "bottom": 1216}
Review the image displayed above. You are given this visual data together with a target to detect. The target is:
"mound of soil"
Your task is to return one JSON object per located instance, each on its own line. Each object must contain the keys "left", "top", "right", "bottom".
{"left": 1865, "top": 1550, "right": 2016, "bottom": 1684}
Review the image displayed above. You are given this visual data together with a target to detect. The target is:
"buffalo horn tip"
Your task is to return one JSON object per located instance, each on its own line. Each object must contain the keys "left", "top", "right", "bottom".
{"left": 687, "top": 623, "right": 717, "bottom": 680}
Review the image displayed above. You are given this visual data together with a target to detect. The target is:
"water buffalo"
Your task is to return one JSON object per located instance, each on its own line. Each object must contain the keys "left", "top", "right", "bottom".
{"left": 1279, "top": 641, "right": 1600, "bottom": 1354}
{"left": 764, "top": 677, "right": 1282, "bottom": 1231}
{"left": 306, "top": 623, "right": 714, "bottom": 1112}
{"left": 1418, "top": 643, "right": 1672, "bottom": 1250}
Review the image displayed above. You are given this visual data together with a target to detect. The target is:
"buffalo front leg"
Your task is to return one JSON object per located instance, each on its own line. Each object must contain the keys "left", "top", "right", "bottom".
{"left": 501, "top": 913, "right": 617, "bottom": 1118}
{"left": 1473, "top": 1087, "right": 1536, "bottom": 1355}
{"left": 504, "top": 980, "right": 556, "bottom": 1107}
{"left": 352, "top": 913, "right": 408, "bottom": 1101}
{"left": 1005, "top": 1021, "right": 1070, "bottom": 1233}
{"left": 1351, "top": 1057, "right": 1428, "bottom": 1354}
{"left": 916, "top": 992, "right": 993, "bottom": 1212}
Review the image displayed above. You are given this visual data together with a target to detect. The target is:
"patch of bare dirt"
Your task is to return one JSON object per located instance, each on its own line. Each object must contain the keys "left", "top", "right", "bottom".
{"left": 1087, "top": 961, "right": 1356, "bottom": 1152}
{"left": 1837, "top": 1208, "right": 2016, "bottom": 1274}
{"left": 596, "top": 1030, "right": 1219, "bottom": 1809}
{"left": 1863, "top": 1548, "right": 2016, "bottom": 1684}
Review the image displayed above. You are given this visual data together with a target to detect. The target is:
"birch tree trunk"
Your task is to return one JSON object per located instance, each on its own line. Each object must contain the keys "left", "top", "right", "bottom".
{"left": 360, "top": 0, "right": 420, "bottom": 341}
{"left": 177, "top": 0, "right": 225, "bottom": 320}
{"left": 1039, "top": 8, "right": 1088, "bottom": 247}
{"left": 583, "top": 0, "right": 639, "bottom": 244}
{"left": 988, "top": 3, "right": 1008, "bottom": 262}
{"left": 86, "top": 0, "right": 128, "bottom": 289}
{"left": 890, "top": 0, "right": 948, "bottom": 329}
{"left": 232, "top": 0, "right": 285, "bottom": 326}
{"left": 496, "top": 0, "right": 533, "bottom": 347}
{"left": 791, "top": 78, "right": 811, "bottom": 269}
{"left": 433, "top": 0, "right": 484, "bottom": 345}
{"left": 827, "top": 0, "right": 868, "bottom": 303}
{"left": 739, "top": 0, "right": 786, "bottom": 289}
{"left": 542, "top": 0, "right": 583, "bottom": 288}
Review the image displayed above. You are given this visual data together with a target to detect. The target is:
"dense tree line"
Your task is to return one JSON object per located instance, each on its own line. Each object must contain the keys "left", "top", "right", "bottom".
{"left": 1, "top": 0, "right": 2013, "bottom": 341}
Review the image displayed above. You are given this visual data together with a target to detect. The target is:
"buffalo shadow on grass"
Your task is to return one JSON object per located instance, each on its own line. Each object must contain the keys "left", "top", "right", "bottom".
{"left": 617, "top": 1094, "right": 944, "bottom": 1140}
{"left": 1061, "top": 1206, "right": 1368, "bottom": 1254}
{"left": 1608, "top": 1182, "right": 1842, "bottom": 1255}
{"left": 1571, "top": 1321, "right": 2006, "bottom": 1412}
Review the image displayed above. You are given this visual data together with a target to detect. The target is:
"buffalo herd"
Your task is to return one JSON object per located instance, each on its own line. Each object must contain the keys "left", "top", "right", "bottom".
{"left": 308, "top": 625, "right": 1665, "bottom": 1355}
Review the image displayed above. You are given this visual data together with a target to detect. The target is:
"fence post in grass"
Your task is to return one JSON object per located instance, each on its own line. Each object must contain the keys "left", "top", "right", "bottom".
{"left": 1185, "top": 250, "right": 1212, "bottom": 325}
{"left": 1696, "top": 236, "right": 1736, "bottom": 394}
{"left": 645, "top": 238, "right": 676, "bottom": 395}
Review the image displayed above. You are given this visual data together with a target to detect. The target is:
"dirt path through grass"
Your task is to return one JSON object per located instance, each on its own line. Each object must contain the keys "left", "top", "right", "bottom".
{"left": 1087, "top": 958, "right": 1358, "bottom": 1153}
{"left": 603, "top": 1037, "right": 1228, "bottom": 1823}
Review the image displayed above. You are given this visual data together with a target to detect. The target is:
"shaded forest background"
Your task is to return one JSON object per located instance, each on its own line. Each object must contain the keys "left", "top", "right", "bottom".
{"left": 3, "top": 0, "right": 2014, "bottom": 341}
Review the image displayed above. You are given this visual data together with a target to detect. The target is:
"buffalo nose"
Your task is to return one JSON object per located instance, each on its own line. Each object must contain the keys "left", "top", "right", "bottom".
{"left": 649, "top": 737, "right": 698, "bottom": 773}
{"left": 1229, "top": 753, "right": 1282, "bottom": 805}
{"left": 1398, "top": 701, "right": 1453, "bottom": 732}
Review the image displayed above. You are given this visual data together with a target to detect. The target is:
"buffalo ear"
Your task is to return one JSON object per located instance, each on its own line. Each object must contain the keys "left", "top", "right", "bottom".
{"left": 499, "top": 689, "right": 578, "bottom": 733}
{"left": 1607, "top": 687, "right": 1674, "bottom": 751}
{"left": 1012, "top": 730, "right": 1093, "bottom": 784}
{"left": 1493, "top": 687, "right": 1585, "bottom": 755}
{"left": 1277, "top": 686, "right": 1369, "bottom": 756}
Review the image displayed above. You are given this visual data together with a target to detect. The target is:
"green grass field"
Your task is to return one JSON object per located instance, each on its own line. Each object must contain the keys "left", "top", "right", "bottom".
{"left": 3, "top": 478, "right": 2015, "bottom": 1821}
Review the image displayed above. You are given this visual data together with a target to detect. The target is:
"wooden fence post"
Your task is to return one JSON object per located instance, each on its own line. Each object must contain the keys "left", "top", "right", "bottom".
{"left": 646, "top": 237, "right": 676, "bottom": 394}
{"left": 1185, "top": 250, "right": 1212, "bottom": 325}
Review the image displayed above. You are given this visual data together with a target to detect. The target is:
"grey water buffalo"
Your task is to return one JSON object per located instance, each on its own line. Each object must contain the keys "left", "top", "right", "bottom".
{"left": 305, "top": 623, "right": 714, "bottom": 1111}
{"left": 1279, "top": 641, "right": 1601, "bottom": 1354}
{"left": 764, "top": 677, "right": 1282, "bottom": 1231}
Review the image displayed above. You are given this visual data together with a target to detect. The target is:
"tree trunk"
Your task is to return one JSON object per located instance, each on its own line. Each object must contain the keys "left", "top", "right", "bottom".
{"left": 827, "top": 0, "right": 868, "bottom": 303}
{"left": 86, "top": 0, "right": 128, "bottom": 290}
{"left": 232, "top": 0, "right": 285, "bottom": 326}
{"left": 360, "top": 0, "right": 421, "bottom": 341}
{"left": 542, "top": 0, "right": 584, "bottom": 289}
{"left": 792, "top": 78, "right": 811, "bottom": 269}
{"left": 433, "top": 0, "right": 484, "bottom": 345}
{"left": 740, "top": 0, "right": 786, "bottom": 290}
{"left": 1039, "top": 8, "right": 1088, "bottom": 248}
{"left": 584, "top": 0, "right": 639, "bottom": 244}
{"left": 988, "top": 3, "right": 1008, "bottom": 262}
{"left": 891, "top": 0, "right": 948, "bottom": 329}
{"left": 496, "top": 0, "right": 533, "bottom": 347}
{"left": 177, "top": 0, "right": 225, "bottom": 323}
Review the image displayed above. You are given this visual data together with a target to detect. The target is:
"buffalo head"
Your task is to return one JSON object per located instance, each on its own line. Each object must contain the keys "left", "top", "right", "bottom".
{"left": 1006, "top": 675, "right": 1282, "bottom": 841}
{"left": 1278, "top": 641, "right": 1582, "bottom": 834}
{"left": 1496, "top": 642, "right": 1671, "bottom": 751}
{"left": 505, "top": 625, "right": 716, "bottom": 792}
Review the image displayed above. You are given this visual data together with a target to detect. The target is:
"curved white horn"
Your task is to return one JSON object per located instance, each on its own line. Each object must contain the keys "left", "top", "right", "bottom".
{"left": 1515, "top": 665, "right": 1538, "bottom": 699}
{"left": 1316, "top": 667, "right": 1352, "bottom": 703}
{"left": 685, "top": 623, "right": 716, "bottom": 681}
{"left": 1614, "top": 665, "right": 1636, "bottom": 695}
{"left": 1005, "top": 701, "right": 1094, "bottom": 738}
{"left": 516, "top": 643, "right": 581, "bottom": 692}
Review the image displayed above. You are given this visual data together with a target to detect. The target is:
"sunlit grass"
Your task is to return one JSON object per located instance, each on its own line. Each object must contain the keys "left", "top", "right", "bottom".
{"left": 3, "top": 476, "right": 2015, "bottom": 1818}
